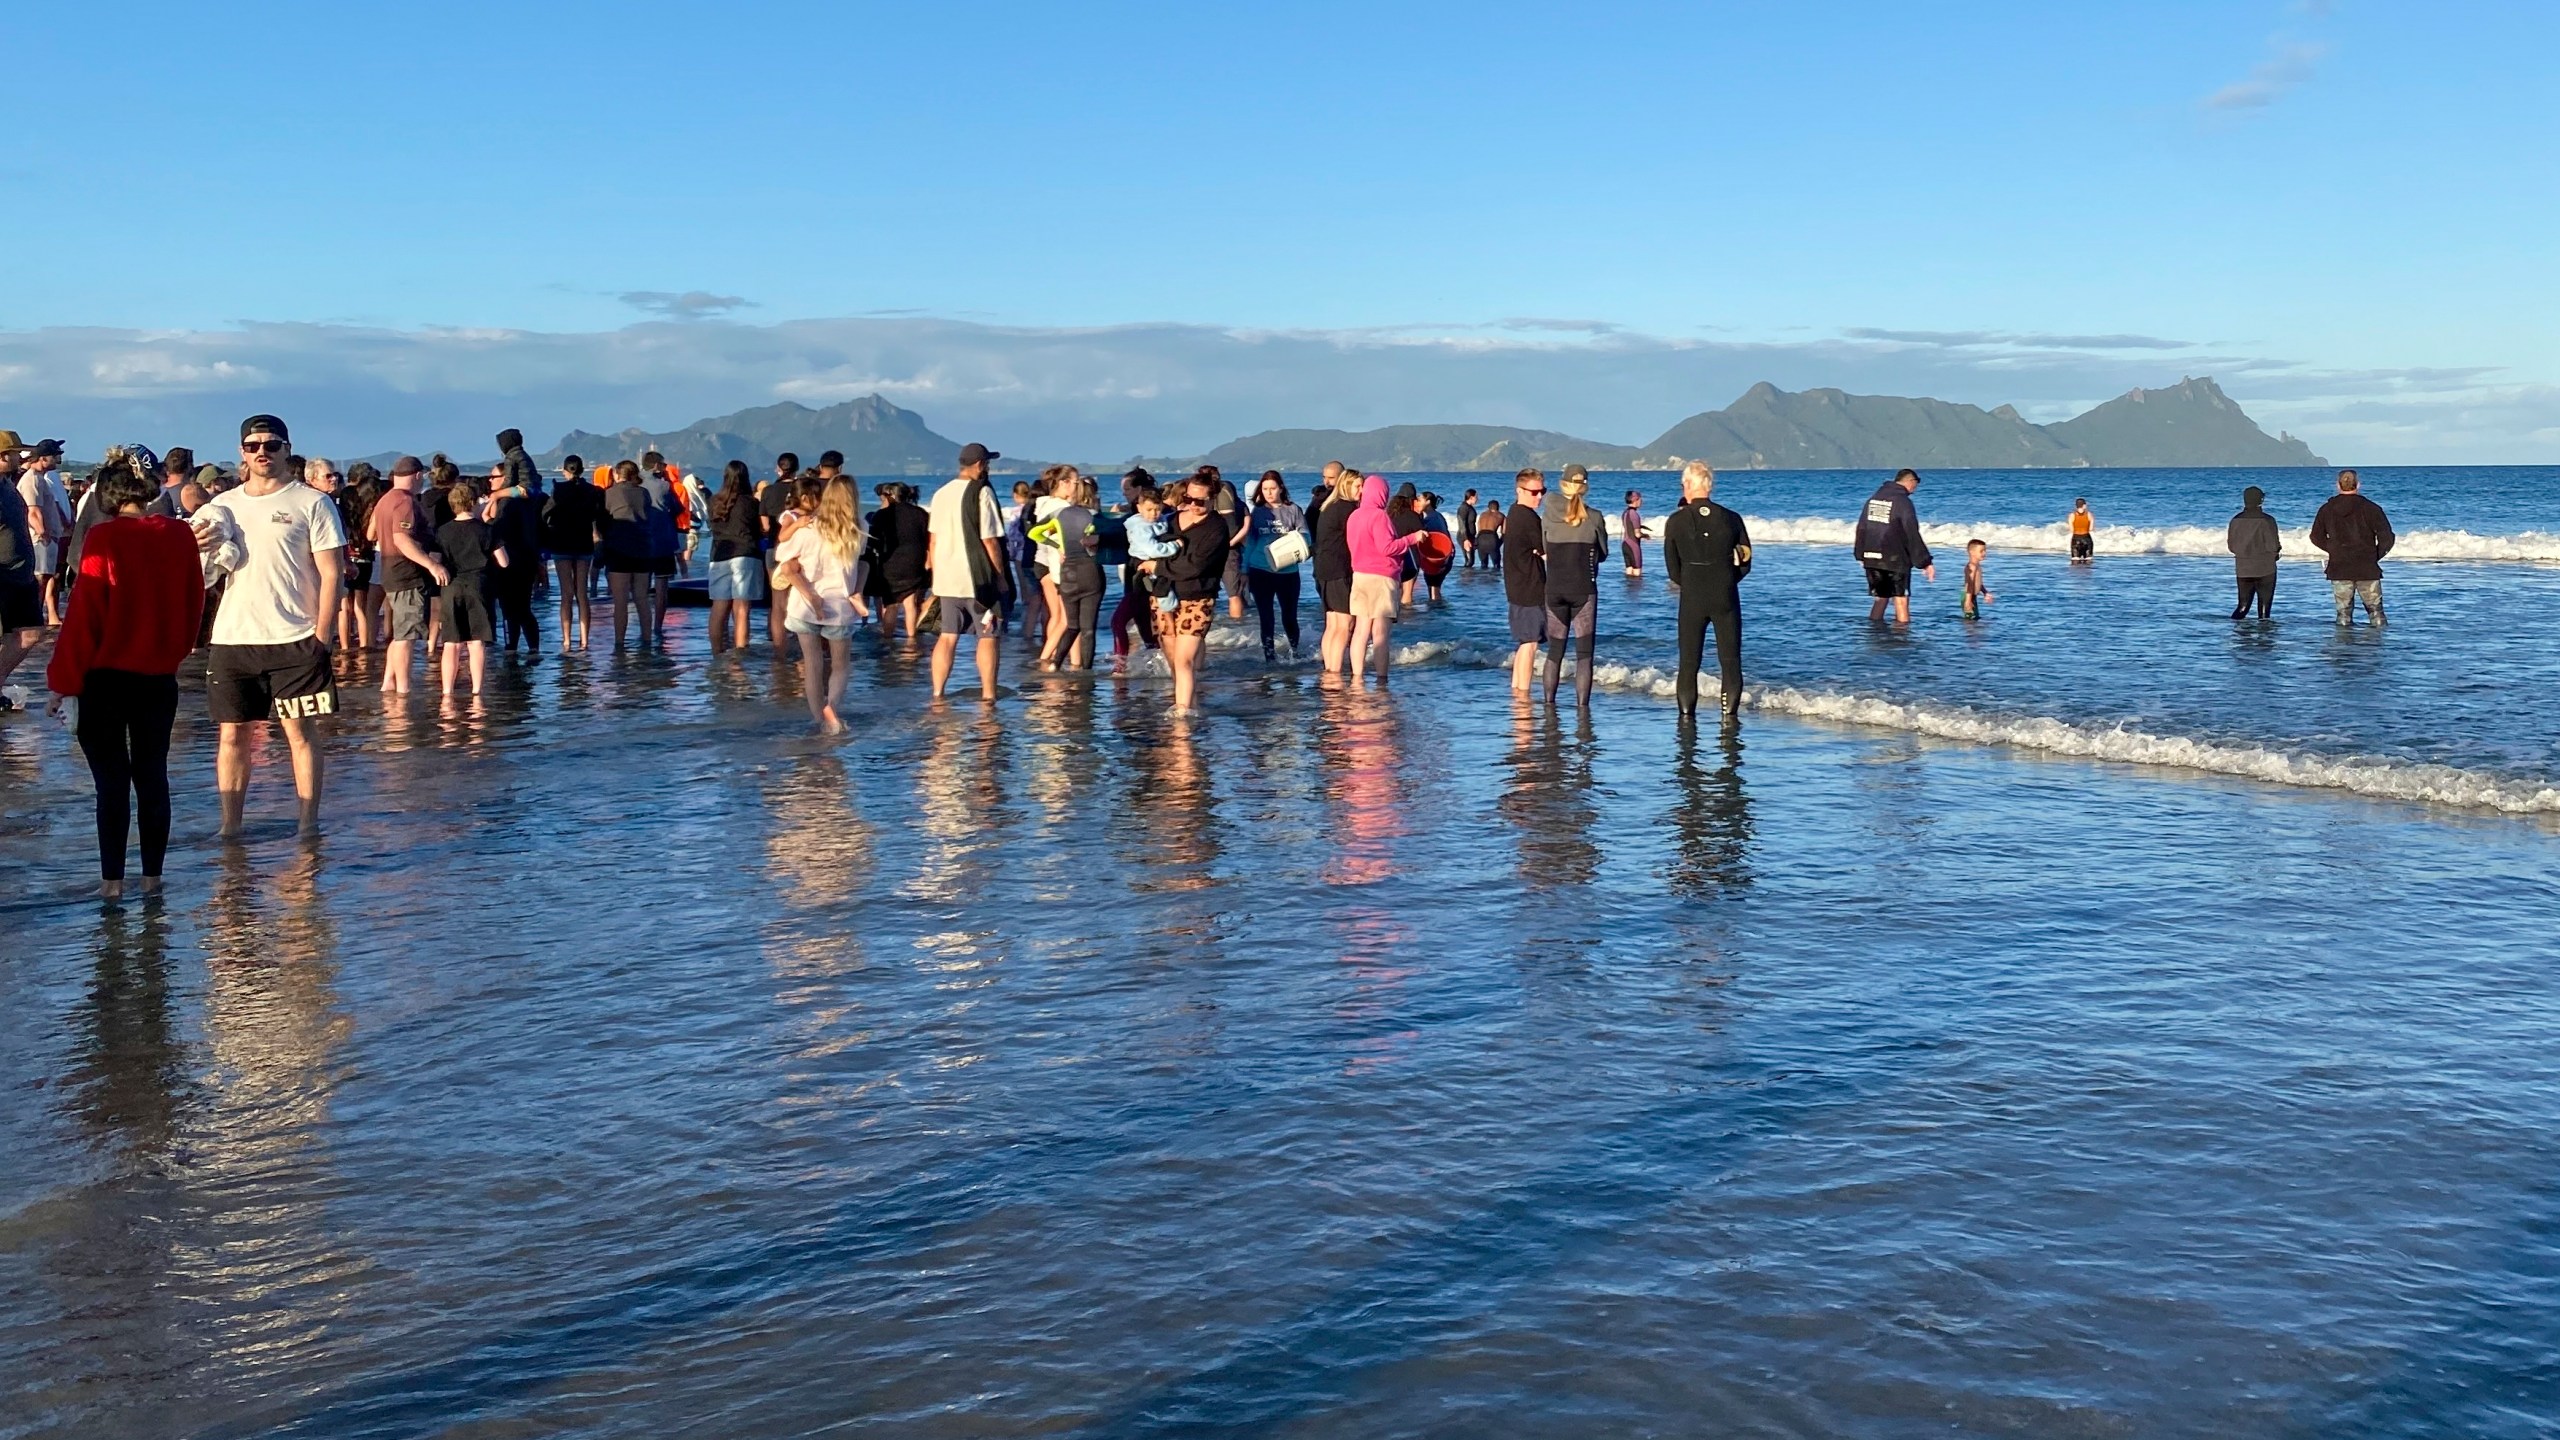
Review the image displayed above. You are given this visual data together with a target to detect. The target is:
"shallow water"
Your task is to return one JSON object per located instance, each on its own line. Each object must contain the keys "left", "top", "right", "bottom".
{"left": 4, "top": 600, "right": 2558, "bottom": 1436}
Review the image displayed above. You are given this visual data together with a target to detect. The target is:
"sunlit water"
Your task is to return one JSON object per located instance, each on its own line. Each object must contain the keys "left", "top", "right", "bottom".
{"left": 5, "top": 468, "right": 2558, "bottom": 1436}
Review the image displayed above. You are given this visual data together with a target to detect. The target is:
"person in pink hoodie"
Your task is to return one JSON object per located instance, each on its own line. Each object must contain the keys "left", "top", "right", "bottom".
{"left": 1344, "top": 473, "right": 1415, "bottom": 681}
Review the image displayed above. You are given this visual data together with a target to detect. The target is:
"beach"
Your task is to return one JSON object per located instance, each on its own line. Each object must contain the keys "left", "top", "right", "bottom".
{"left": 6, "top": 501, "right": 2559, "bottom": 1434}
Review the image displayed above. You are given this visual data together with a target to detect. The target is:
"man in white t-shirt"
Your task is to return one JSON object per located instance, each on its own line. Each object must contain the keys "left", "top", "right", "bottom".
{"left": 926, "top": 442, "right": 1012, "bottom": 701}
{"left": 18, "top": 439, "right": 72, "bottom": 624}
{"left": 192, "top": 413, "right": 347, "bottom": 837}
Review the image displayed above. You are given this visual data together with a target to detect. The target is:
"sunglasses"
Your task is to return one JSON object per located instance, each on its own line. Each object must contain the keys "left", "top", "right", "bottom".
{"left": 242, "top": 438, "right": 287, "bottom": 455}
{"left": 1524, "top": 487, "right": 1547, "bottom": 496}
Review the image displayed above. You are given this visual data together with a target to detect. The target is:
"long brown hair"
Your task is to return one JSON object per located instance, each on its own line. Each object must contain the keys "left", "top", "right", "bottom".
{"left": 710, "top": 459, "right": 753, "bottom": 524}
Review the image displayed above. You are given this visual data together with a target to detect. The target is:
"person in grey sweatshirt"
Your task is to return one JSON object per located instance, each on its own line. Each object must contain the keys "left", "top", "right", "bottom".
{"left": 2226, "top": 485, "right": 2282, "bottom": 619}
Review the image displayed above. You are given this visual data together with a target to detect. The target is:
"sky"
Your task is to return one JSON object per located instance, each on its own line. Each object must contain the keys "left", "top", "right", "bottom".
{"left": 4, "top": 0, "right": 2555, "bottom": 462}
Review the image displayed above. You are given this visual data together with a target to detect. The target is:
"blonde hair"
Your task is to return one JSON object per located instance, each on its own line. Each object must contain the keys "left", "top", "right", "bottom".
{"left": 1558, "top": 471, "right": 1589, "bottom": 527}
{"left": 813, "top": 475, "right": 865, "bottom": 563}
{"left": 1069, "top": 474, "right": 1099, "bottom": 507}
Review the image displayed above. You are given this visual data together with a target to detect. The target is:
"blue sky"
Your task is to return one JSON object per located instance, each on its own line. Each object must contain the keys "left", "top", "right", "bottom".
{"left": 4, "top": 1, "right": 2554, "bottom": 460}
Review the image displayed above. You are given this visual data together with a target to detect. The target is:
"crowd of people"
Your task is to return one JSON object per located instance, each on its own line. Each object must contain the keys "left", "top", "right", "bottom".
{"left": 0, "top": 412, "right": 2402, "bottom": 899}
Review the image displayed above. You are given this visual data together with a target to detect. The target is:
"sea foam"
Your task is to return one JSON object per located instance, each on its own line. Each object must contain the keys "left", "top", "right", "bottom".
{"left": 1724, "top": 516, "right": 2560, "bottom": 564}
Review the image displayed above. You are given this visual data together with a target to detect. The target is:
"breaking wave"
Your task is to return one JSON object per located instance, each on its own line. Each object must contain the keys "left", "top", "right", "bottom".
{"left": 1726, "top": 516, "right": 2560, "bottom": 564}
{"left": 1344, "top": 643, "right": 2560, "bottom": 814}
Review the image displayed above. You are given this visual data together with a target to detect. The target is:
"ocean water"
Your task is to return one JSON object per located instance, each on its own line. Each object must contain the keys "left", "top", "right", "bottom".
{"left": 4, "top": 465, "right": 2558, "bottom": 1437}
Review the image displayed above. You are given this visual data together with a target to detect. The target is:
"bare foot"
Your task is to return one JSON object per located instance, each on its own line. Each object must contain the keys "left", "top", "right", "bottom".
{"left": 99, "top": 879, "right": 123, "bottom": 901}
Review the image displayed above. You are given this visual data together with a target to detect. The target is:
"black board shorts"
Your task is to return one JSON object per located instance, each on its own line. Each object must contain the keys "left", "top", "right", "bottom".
{"left": 1865, "top": 565, "right": 1910, "bottom": 599}
{"left": 207, "top": 637, "right": 338, "bottom": 724}
{"left": 2070, "top": 534, "right": 2095, "bottom": 559}
{"left": 0, "top": 579, "right": 37, "bottom": 632}
{"left": 1319, "top": 577, "right": 1352, "bottom": 615}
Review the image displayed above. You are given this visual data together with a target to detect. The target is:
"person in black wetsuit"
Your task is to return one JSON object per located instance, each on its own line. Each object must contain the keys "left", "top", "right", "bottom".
{"left": 1662, "top": 460, "right": 1754, "bottom": 722}
{"left": 1503, "top": 467, "right": 1546, "bottom": 694}
{"left": 1538, "top": 465, "right": 1604, "bottom": 709}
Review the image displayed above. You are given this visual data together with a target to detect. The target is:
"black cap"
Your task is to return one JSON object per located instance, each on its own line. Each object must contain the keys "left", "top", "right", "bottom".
{"left": 240, "top": 413, "right": 290, "bottom": 442}
{"left": 27, "top": 438, "right": 64, "bottom": 459}
{"left": 958, "top": 442, "right": 1000, "bottom": 467}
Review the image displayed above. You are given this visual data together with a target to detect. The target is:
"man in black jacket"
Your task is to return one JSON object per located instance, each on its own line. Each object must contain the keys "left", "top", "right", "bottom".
{"left": 1503, "top": 467, "right": 1547, "bottom": 694}
{"left": 2309, "top": 469, "right": 2394, "bottom": 625}
{"left": 1664, "top": 461, "right": 1753, "bottom": 721}
{"left": 1853, "top": 468, "right": 1935, "bottom": 623}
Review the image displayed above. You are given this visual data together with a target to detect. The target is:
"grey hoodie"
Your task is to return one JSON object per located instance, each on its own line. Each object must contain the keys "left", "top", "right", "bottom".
{"left": 2227, "top": 505, "right": 2282, "bottom": 578}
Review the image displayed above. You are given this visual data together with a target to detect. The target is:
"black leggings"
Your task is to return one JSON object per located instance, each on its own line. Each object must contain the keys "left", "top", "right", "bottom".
{"left": 1676, "top": 598, "right": 1744, "bottom": 714}
{"left": 2235, "top": 574, "right": 2275, "bottom": 618}
{"left": 76, "top": 669, "right": 178, "bottom": 882}
{"left": 496, "top": 565, "right": 541, "bottom": 649}
{"left": 1055, "top": 588, "right": 1103, "bottom": 667}
{"left": 1248, "top": 568, "right": 1302, "bottom": 652}
{"left": 1543, "top": 596, "right": 1596, "bottom": 707}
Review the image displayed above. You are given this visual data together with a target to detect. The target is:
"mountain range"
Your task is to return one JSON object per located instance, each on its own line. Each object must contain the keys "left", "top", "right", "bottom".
{"left": 478, "top": 375, "right": 2320, "bottom": 479}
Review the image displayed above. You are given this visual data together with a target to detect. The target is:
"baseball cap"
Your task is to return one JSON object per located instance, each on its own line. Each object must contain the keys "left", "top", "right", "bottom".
{"left": 957, "top": 442, "right": 1000, "bottom": 467}
{"left": 239, "top": 413, "right": 290, "bottom": 442}
{"left": 1560, "top": 463, "right": 1589, "bottom": 484}
{"left": 26, "top": 438, "right": 64, "bottom": 459}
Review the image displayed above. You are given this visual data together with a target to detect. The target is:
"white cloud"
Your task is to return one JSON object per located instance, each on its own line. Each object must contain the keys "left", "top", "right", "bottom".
{"left": 0, "top": 314, "right": 2545, "bottom": 464}
{"left": 2203, "top": 38, "right": 2331, "bottom": 112}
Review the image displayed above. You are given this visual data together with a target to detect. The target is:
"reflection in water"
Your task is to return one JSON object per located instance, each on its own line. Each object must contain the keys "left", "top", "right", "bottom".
{"left": 1019, "top": 681, "right": 1103, "bottom": 854}
{"left": 33, "top": 906, "right": 208, "bottom": 1425}
{"left": 905, "top": 713, "right": 1014, "bottom": 904}
{"left": 1500, "top": 704, "right": 1600, "bottom": 889}
{"left": 191, "top": 844, "right": 359, "bottom": 1389}
{"left": 1120, "top": 713, "right": 1223, "bottom": 895}
{"left": 760, "top": 754, "right": 880, "bottom": 1107}
{"left": 1666, "top": 724, "right": 1755, "bottom": 898}
{"left": 1319, "top": 686, "right": 1406, "bottom": 888}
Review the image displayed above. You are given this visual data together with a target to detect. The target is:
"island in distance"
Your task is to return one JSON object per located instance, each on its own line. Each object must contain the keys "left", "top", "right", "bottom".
{"left": 510, "top": 375, "right": 2322, "bottom": 477}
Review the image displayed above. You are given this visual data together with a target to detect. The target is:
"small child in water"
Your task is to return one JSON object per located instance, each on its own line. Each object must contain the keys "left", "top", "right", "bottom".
{"left": 1123, "top": 487, "right": 1180, "bottom": 614}
{"left": 1962, "top": 538, "right": 1994, "bottom": 619}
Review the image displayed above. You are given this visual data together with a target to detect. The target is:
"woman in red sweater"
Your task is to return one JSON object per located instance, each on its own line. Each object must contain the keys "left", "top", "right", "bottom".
{"left": 46, "top": 447, "right": 205, "bottom": 898}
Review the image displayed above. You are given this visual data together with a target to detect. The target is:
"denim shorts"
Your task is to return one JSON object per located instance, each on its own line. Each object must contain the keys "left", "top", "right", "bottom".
{"left": 709, "top": 557, "right": 766, "bottom": 601}
{"left": 785, "top": 616, "right": 852, "bottom": 641}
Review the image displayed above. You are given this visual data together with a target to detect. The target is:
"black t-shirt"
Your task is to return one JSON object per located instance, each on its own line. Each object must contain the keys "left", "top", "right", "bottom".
{"left": 759, "top": 480, "right": 796, "bottom": 535}
{"left": 1503, "top": 503, "right": 1545, "bottom": 606}
{"left": 709, "top": 492, "right": 764, "bottom": 562}
{"left": 879, "top": 502, "right": 930, "bottom": 590}
{"left": 436, "top": 516, "right": 495, "bottom": 589}
{"left": 491, "top": 491, "right": 541, "bottom": 565}
{"left": 1312, "top": 490, "right": 1354, "bottom": 586}
{"left": 542, "top": 481, "right": 605, "bottom": 554}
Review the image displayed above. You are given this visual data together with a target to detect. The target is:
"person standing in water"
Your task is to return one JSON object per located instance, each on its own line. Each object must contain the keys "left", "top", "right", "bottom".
{"left": 372, "top": 456, "right": 450, "bottom": 692}
{"left": 1456, "top": 489, "right": 1480, "bottom": 568}
{"left": 1345, "top": 473, "right": 1417, "bottom": 682}
{"left": 1620, "top": 489, "right": 1645, "bottom": 577}
{"left": 542, "top": 455, "right": 605, "bottom": 651}
{"left": 1503, "top": 468, "right": 1546, "bottom": 694}
{"left": 2226, "top": 485, "right": 2282, "bottom": 619}
{"left": 1243, "top": 470, "right": 1307, "bottom": 662}
{"left": 774, "top": 475, "right": 869, "bottom": 733}
{"left": 2310, "top": 469, "right": 2393, "bottom": 626}
{"left": 1538, "top": 466, "right": 1605, "bottom": 710}
{"left": 1164, "top": 478, "right": 1232, "bottom": 712}
{"left": 433, "top": 478, "right": 506, "bottom": 699}
{"left": 1661, "top": 460, "right": 1751, "bottom": 723}
{"left": 45, "top": 447, "right": 204, "bottom": 897}
{"left": 192, "top": 414, "right": 346, "bottom": 837}
{"left": 1960, "top": 540, "right": 1994, "bottom": 619}
{"left": 927, "top": 443, "right": 1011, "bottom": 702}
{"left": 1854, "top": 467, "right": 1935, "bottom": 624}
{"left": 2068, "top": 497, "right": 2095, "bottom": 564}
{"left": 1312, "top": 461, "right": 1360, "bottom": 675}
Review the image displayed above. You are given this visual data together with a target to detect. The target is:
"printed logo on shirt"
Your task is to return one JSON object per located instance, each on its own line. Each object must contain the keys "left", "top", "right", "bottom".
{"left": 271, "top": 508, "right": 303, "bottom": 528}
{"left": 1863, "top": 499, "right": 1896, "bottom": 524}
